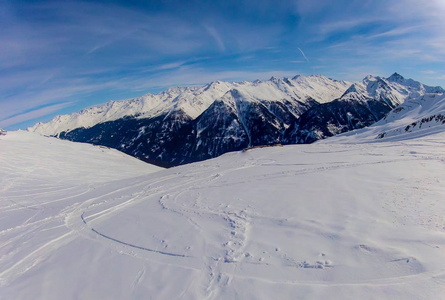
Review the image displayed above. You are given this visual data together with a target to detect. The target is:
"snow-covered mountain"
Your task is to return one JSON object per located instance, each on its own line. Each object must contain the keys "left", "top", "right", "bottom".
{"left": 3, "top": 124, "right": 445, "bottom": 299}
{"left": 284, "top": 73, "right": 444, "bottom": 143}
{"left": 28, "top": 75, "right": 350, "bottom": 166}
{"left": 331, "top": 92, "right": 445, "bottom": 143}
{"left": 29, "top": 75, "right": 349, "bottom": 136}
{"left": 28, "top": 73, "right": 444, "bottom": 166}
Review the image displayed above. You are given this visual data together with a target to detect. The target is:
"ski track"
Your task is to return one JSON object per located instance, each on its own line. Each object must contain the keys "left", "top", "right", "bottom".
{"left": 201, "top": 157, "right": 428, "bottom": 190}
{"left": 19, "top": 157, "right": 445, "bottom": 292}
{"left": 58, "top": 162, "right": 256, "bottom": 298}
{"left": 155, "top": 152, "right": 445, "bottom": 297}
{"left": 73, "top": 152, "right": 445, "bottom": 297}
{"left": 0, "top": 232, "right": 76, "bottom": 285}
{"left": 1, "top": 176, "right": 176, "bottom": 284}
{"left": 3, "top": 133, "right": 445, "bottom": 299}
{"left": 4, "top": 158, "right": 445, "bottom": 292}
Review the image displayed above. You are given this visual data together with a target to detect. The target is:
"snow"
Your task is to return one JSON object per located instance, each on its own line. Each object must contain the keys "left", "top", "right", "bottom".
{"left": 2, "top": 128, "right": 445, "bottom": 299}
{"left": 28, "top": 75, "right": 350, "bottom": 136}
{"left": 331, "top": 93, "right": 445, "bottom": 143}
{"left": 229, "top": 75, "right": 350, "bottom": 105}
{"left": 335, "top": 73, "right": 445, "bottom": 109}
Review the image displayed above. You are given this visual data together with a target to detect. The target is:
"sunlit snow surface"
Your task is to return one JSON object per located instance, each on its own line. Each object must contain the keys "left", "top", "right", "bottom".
{"left": 1, "top": 130, "right": 445, "bottom": 299}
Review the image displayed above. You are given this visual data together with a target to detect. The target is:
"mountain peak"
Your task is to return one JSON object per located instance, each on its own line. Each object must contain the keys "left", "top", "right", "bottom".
{"left": 363, "top": 74, "right": 378, "bottom": 81}
{"left": 343, "top": 83, "right": 364, "bottom": 95}
{"left": 206, "top": 80, "right": 226, "bottom": 88}
{"left": 269, "top": 76, "right": 279, "bottom": 82}
{"left": 210, "top": 80, "right": 221, "bottom": 85}
{"left": 387, "top": 72, "right": 405, "bottom": 83}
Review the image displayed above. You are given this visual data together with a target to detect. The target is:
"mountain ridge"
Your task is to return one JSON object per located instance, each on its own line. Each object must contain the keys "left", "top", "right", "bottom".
{"left": 29, "top": 75, "right": 350, "bottom": 136}
{"left": 28, "top": 73, "right": 444, "bottom": 167}
{"left": 329, "top": 92, "right": 445, "bottom": 143}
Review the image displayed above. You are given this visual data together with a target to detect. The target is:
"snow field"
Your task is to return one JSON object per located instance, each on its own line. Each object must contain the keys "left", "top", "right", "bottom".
{"left": 1, "top": 131, "right": 445, "bottom": 299}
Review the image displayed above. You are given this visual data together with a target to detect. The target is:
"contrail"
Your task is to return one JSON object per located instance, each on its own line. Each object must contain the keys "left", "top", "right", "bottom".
{"left": 298, "top": 48, "right": 310, "bottom": 63}
{"left": 204, "top": 25, "right": 226, "bottom": 52}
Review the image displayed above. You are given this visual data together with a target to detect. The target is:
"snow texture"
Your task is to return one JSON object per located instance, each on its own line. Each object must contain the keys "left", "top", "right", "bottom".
{"left": 2, "top": 126, "right": 445, "bottom": 299}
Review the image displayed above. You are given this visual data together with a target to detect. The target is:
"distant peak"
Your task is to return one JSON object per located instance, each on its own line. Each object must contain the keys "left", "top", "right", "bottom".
{"left": 343, "top": 83, "right": 364, "bottom": 95}
{"left": 204, "top": 80, "right": 225, "bottom": 91}
{"left": 294, "top": 74, "right": 330, "bottom": 82}
{"left": 387, "top": 72, "right": 405, "bottom": 82}
{"left": 269, "top": 76, "right": 287, "bottom": 85}
{"left": 346, "top": 84, "right": 359, "bottom": 93}
{"left": 206, "top": 80, "right": 222, "bottom": 88}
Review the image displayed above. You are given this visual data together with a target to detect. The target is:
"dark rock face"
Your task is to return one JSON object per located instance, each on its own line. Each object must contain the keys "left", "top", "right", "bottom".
{"left": 59, "top": 95, "right": 392, "bottom": 167}
{"left": 284, "top": 99, "right": 393, "bottom": 144}
{"left": 59, "top": 101, "right": 296, "bottom": 167}
{"left": 60, "top": 112, "right": 194, "bottom": 168}
{"left": 192, "top": 100, "right": 248, "bottom": 162}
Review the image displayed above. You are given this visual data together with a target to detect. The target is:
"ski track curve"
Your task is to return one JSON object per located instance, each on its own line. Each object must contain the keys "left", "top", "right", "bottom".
{"left": 68, "top": 154, "right": 445, "bottom": 296}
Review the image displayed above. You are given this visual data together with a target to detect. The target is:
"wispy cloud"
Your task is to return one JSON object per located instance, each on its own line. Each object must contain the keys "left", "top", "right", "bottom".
{"left": 204, "top": 25, "right": 226, "bottom": 52}
{"left": 421, "top": 70, "right": 436, "bottom": 75}
{"left": 0, "top": 102, "right": 74, "bottom": 129}
{"left": 365, "top": 25, "right": 426, "bottom": 40}
{"left": 317, "top": 17, "right": 383, "bottom": 37}
{"left": 2, "top": 0, "right": 445, "bottom": 130}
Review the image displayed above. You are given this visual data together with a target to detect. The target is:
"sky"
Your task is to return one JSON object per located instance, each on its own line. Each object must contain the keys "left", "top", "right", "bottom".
{"left": 2, "top": 0, "right": 445, "bottom": 130}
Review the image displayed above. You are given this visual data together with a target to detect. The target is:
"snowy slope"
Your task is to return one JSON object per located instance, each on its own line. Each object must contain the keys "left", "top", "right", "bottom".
{"left": 2, "top": 130, "right": 445, "bottom": 299}
{"left": 28, "top": 75, "right": 350, "bottom": 136}
{"left": 336, "top": 73, "right": 443, "bottom": 106}
{"left": 283, "top": 73, "right": 445, "bottom": 144}
{"left": 331, "top": 92, "right": 445, "bottom": 143}
{"left": 0, "top": 131, "right": 162, "bottom": 182}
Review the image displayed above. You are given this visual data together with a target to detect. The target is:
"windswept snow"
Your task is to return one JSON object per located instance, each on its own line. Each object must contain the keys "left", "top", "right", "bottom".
{"left": 1, "top": 130, "right": 445, "bottom": 299}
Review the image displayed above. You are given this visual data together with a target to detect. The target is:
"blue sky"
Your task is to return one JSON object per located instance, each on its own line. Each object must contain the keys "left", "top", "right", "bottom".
{"left": 2, "top": 0, "right": 445, "bottom": 130}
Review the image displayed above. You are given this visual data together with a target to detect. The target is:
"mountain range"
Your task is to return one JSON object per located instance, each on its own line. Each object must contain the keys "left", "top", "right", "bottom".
{"left": 4, "top": 71, "right": 445, "bottom": 300}
{"left": 29, "top": 73, "right": 444, "bottom": 166}
{"left": 4, "top": 100, "right": 445, "bottom": 299}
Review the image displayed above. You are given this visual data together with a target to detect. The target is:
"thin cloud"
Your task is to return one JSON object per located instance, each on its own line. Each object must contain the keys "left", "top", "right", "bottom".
{"left": 433, "top": 75, "right": 445, "bottom": 80}
{"left": 0, "top": 63, "right": 302, "bottom": 129}
{"left": 153, "top": 61, "right": 188, "bottom": 71}
{"left": 3, "top": 0, "right": 445, "bottom": 130}
{"left": 0, "top": 102, "right": 73, "bottom": 129}
{"left": 366, "top": 25, "right": 425, "bottom": 40}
